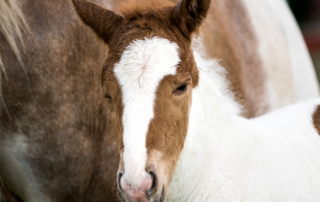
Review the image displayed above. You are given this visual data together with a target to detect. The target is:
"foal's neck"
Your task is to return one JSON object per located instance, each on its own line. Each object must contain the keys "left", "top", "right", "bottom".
{"left": 167, "top": 40, "right": 247, "bottom": 201}
{"left": 167, "top": 40, "right": 320, "bottom": 202}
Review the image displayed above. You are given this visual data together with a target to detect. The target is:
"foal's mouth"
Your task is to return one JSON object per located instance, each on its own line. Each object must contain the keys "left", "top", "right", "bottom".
{"left": 148, "top": 185, "right": 165, "bottom": 202}
{"left": 156, "top": 187, "right": 165, "bottom": 202}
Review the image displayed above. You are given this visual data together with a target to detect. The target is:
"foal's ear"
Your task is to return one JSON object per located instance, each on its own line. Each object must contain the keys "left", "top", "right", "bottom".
{"left": 171, "top": 0, "right": 211, "bottom": 39}
{"left": 72, "top": 0, "right": 124, "bottom": 44}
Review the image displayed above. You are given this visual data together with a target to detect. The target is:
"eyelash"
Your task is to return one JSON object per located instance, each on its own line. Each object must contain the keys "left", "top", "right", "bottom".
{"left": 173, "top": 84, "right": 188, "bottom": 95}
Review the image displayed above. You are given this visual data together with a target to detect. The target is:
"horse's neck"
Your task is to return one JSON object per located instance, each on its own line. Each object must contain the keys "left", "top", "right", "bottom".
{"left": 166, "top": 43, "right": 320, "bottom": 201}
{"left": 167, "top": 40, "right": 249, "bottom": 201}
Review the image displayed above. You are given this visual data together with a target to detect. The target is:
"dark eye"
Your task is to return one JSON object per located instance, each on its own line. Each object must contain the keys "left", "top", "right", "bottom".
{"left": 105, "top": 93, "right": 112, "bottom": 100}
{"left": 173, "top": 84, "right": 188, "bottom": 95}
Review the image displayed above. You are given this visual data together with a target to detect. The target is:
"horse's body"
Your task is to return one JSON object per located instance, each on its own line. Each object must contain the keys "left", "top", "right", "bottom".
{"left": 167, "top": 42, "right": 320, "bottom": 201}
{"left": 0, "top": 0, "right": 119, "bottom": 201}
{"left": 0, "top": 0, "right": 319, "bottom": 202}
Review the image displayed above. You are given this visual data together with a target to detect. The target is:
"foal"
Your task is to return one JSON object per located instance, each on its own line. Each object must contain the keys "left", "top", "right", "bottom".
{"left": 72, "top": 0, "right": 320, "bottom": 201}
{"left": 166, "top": 40, "right": 320, "bottom": 201}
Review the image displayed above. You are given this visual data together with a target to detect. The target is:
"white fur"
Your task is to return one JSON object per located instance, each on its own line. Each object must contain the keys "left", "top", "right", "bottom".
{"left": 114, "top": 37, "right": 180, "bottom": 189}
{"left": 166, "top": 39, "right": 320, "bottom": 202}
{"left": 273, "top": 0, "right": 319, "bottom": 101}
{"left": 241, "top": 0, "right": 319, "bottom": 112}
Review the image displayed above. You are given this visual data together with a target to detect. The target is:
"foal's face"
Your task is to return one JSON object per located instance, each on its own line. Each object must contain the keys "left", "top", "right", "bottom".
{"left": 104, "top": 36, "right": 195, "bottom": 201}
{"left": 72, "top": 0, "right": 210, "bottom": 200}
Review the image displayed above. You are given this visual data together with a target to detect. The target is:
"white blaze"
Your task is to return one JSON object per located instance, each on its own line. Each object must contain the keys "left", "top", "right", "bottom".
{"left": 114, "top": 37, "right": 180, "bottom": 189}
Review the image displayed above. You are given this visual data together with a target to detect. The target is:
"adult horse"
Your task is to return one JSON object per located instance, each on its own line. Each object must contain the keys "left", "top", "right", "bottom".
{"left": 0, "top": 0, "right": 118, "bottom": 201}
{"left": 1, "top": 0, "right": 319, "bottom": 202}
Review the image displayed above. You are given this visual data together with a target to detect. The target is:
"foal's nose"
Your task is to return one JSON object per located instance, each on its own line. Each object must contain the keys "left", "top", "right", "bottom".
{"left": 119, "top": 172, "right": 156, "bottom": 202}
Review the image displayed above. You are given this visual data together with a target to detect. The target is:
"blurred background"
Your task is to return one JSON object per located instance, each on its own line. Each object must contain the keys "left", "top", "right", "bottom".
{"left": 287, "top": 0, "right": 320, "bottom": 83}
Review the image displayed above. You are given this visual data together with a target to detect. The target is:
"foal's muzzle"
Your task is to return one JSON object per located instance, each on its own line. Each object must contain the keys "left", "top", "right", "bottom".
{"left": 118, "top": 170, "right": 164, "bottom": 202}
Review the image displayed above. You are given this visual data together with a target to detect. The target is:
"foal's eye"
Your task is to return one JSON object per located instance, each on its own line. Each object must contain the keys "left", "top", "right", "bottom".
{"left": 173, "top": 84, "right": 188, "bottom": 95}
{"left": 105, "top": 94, "right": 112, "bottom": 100}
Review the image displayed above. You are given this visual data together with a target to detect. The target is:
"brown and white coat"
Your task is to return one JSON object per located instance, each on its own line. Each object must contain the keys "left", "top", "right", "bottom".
{"left": 0, "top": 0, "right": 319, "bottom": 201}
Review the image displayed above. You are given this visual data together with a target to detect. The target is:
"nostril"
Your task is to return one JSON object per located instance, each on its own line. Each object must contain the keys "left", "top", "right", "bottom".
{"left": 149, "top": 172, "right": 157, "bottom": 191}
{"left": 118, "top": 173, "right": 124, "bottom": 193}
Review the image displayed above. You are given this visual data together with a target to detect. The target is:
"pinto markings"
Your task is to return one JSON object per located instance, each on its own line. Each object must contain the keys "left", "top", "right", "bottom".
{"left": 114, "top": 37, "right": 180, "bottom": 189}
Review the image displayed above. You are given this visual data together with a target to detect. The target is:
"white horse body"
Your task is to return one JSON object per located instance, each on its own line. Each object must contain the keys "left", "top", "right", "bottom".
{"left": 167, "top": 41, "right": 320, "bottom": 202}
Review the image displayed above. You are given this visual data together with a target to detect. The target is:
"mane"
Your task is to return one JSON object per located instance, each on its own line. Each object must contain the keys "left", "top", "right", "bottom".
{"left": 0, "top": 0, "right": 28, "bottom": 115}
{"left": 0, "top": 0, "right": 28, "bottom": 67}
{"left": 117, "top": 0, "right": 175, "bottom": 16}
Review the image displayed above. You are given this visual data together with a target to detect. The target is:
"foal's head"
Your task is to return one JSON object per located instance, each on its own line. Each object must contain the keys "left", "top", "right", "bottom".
{"left": 72, "top": 0, "right": 210, "bottom": 201}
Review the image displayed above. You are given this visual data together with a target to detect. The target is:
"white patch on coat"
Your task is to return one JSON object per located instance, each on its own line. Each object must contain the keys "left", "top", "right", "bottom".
{"left": 241, "top": 0, "right": 319, "bottom": 112}
{"left": 114, "top": 37, "right": 180, "bottom": 189}
{"left": 271, "top": 0, "right": 319, "bottom": 100}
{"left": 0, "top": 136, "right": 47, "bottom": 202}
{"left": 166, "top": 37, "right": 320, "bottom": 202}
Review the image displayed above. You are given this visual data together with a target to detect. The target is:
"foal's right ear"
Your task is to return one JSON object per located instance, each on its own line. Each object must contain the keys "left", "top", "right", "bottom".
{"left": 72, "top": 0, "right": 124, "bottom": 44}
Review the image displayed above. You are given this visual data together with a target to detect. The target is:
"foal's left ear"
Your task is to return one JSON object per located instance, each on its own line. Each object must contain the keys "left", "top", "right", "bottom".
{"left": 171, "top": 0, "right": 211, "bottom": 39}
{"left": 72, "top": 0, "right": 124, "bottom": 44}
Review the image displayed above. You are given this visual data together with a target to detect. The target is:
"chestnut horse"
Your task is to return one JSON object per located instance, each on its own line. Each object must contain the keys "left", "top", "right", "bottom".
{"left": 1, "top": 0, "right": 319, "bottom": 202}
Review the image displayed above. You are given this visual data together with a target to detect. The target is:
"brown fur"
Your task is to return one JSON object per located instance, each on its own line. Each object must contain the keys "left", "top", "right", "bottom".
{"left": 146, "top": 74, "right": 192, "bottom": 190}
{"left": 0, "top": 0, "right": 119, "bottom": 201}
{"left": 117, "top": 0, "right": 175, "bottom": 15}
{"left": 72, "top": 0, "right": 124, "bottom": 44}
{"left": 171, "top": 0, "right": 211, "bottom": 39}
{"left": 200, "top": 0, "right": 268, "bottom": 117}
{"left": 313, "top": 106, "right": 320, "bottom": 134}
{"left": 0, "top": 0, "right": 273, "bottom": 201}
{"left": 73, "top": 0, "right": 206, "bottom": 200}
